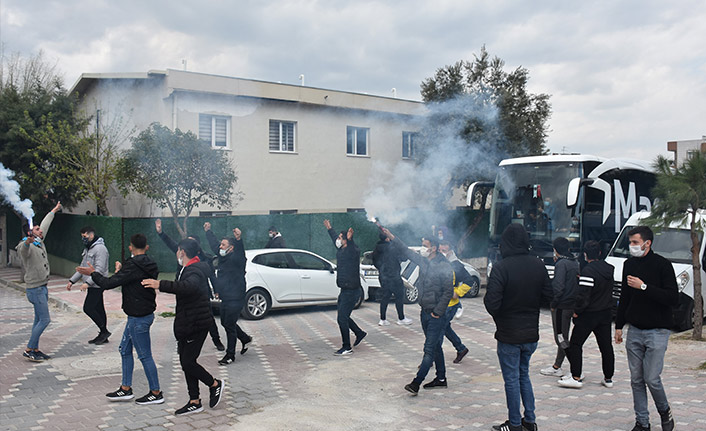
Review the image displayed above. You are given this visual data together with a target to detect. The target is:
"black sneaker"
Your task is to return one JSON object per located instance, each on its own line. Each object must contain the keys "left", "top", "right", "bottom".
{"left": 175, "top": 401, "right": 203, "bottom": 416}
{"left": 214, "top": 340, "right": 225, "bottom": 351}
{"left": 333, "top": 347, "right": 353, "bottom": 356}
{"left": 240, "top": 337, "right": 252, "bottom": 354}
{"left": 630, "top": 422, "right": 650, "bottom": 431}
{"left": 94, "top": 331, "right": 111, "bottom": 345}
{"left": 22, "top": 350, "right": 32, "bottom": 359}
{"left": 353, "top": 331, "right": 367, "bottom": 347}
{"left": 106, "top": 387, "right": 134, "bottom": 401}
{"left": 88, "top": 333, "right": 101, "bottom": 344}
{"left": 422, "top": 378, "right": 447, "bottom": 389}
{"left": 34, "top": 350, "right": 51, "bottom": 360}
{"left": 659, "top": 408, "right": 674, "bottom": 431}
{"left": 24, "top": 351, "right": 43, "bottom": 362}
{"left": 453, "top": 347, "right": 469, "bottom": 364}
{"left": 209, "top": 379, "right": 225, "bottom": 408}
{"left": 492, "top": 420, "right": 522, "bottom": 431}
{"left": 521, "top": 418, "right": 538, "bottom": 431}
{"left": 218, "top": 355, "right": 235, "bottom": 365}
{"left": 404, "top": 381, "right": 420, "bottom": 395}
{"left": 135, "top": 391, "right": 164, "bottom": 405}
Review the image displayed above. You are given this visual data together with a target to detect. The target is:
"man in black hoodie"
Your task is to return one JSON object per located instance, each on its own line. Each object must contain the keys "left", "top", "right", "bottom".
{"left": 324, "top": 219, "right": 367, "bottom": 356}
{"left": 484, "top": 224, "right": 552, "bottom": 431}
{"left": 615, "top": 226, "right": 678, "bottom": 431}
{"left": 203, "top": 222, "right": 252, "bottom": 365}
{"left": 142, "top": 238, "right": 224, "bottom": 416}
{"left": 372, "top": 232, "right": 411, "bottom": 326}
{"left": 559, "top": 240, "right": 615, "bottom": 389}
{"left": 77, "top": 234, "right": 163, "bottom": 405}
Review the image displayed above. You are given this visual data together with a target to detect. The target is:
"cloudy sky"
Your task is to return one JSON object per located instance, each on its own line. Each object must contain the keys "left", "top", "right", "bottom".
{"left": 2, "top": 0, "right": 704, "bottom": 162}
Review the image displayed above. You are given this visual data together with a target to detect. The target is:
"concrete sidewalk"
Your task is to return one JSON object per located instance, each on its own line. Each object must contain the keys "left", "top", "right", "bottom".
{"left": 0, "top": 266, "right": 176, "bottom": 316}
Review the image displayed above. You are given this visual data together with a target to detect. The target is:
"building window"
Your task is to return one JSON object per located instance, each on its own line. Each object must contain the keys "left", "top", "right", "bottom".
{"left": 199, "top": 114, "right": 230, "bottom": 148}
{"left": 402, "top": 131, "right": 418, "bottom": 159}
{"left": 346, "top": 126, "right": 369, "bottom": 156}
{"left": 199, "top": 211, "right": 231, "bottom": 217}
{"left": 686, "top": 150, "right": 698, "bottom": 160}
{"left": 269, "top": 120, "right": 296, "bottom": 152}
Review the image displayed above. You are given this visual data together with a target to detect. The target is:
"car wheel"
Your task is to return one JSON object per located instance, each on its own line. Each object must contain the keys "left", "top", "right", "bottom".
{"left": 465, "top": 277, "right": 480, "bottom": 298}
{"left": 354, "top": 286, "right": 365, "bottom": 309}
{"left": 243, "top": 288, "right": 271, "bottom": 320}
{"left": 404, "top": 281, "right": 418, "bottom": 304}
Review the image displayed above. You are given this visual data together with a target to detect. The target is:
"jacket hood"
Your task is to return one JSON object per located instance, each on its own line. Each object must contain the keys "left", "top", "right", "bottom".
{"left": 88, "top": 237, "right": 105, "bottom": 248}
{"left": 500, "top": 224, "right": 530, "bottom": 258}
{"left": 131, "top": 254, "right": 159, "bottom": 278}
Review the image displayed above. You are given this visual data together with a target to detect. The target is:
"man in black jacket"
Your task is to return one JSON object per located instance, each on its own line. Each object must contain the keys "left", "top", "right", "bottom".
{"left": 484, "top": 224, "right": 552, "bottom": 431}
{"left": 372, "top": 233, "right": 411, "bottom": 326}
{"left": 381, "top": 228, "right": 453, "bottom": 395}
{"left": 324, "top": 219, "right": 366, "bottom": 356}
{"left": 154, "top": 219, "right": 224, "bottom": 351}
{"left": 142, "top": 239, "right": 224, "bottom": 416}
{"left": 77, "top": 233, "right": 163, "bottom": 405}
{"left": 615, "top": 226, "right": 678, "bottom": 431}
{"left": 265, "top": 226, "right": 286, "bottom": 248}
{"left": 203, "top": 222, "right": 252, "bottom": 365}
{"left": 559, "top": 240, "right": 615, "bottom": 389}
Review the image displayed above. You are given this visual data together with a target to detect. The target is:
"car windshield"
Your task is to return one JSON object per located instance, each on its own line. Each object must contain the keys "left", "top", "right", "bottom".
{"left": 610, "top": 226, "right": 703, "bottom": 264}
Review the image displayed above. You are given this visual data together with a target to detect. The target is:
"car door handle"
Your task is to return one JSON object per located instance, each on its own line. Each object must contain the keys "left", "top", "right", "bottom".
{"left": 301, "top": 275, "right": 311, "bottom": 279}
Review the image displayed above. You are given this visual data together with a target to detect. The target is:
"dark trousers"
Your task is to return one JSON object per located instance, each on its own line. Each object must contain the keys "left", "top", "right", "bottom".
{"left": 337, "top": 289, "right": 364, "bottom": 350}
{"left": 208, "top": 302, "right": 221, "bottom": 343}
{"left": 566, "top": 309, "right": 615, "bottom": 379}
{"left": 83, "top": 288, "right": 107, "bottom": 332}
{"left": 177, "top": 330, "right": 215, "bottom": 400}
{"left": 220, "top": 299, "right": 250, "bottom": 356}
{"left": 379, "top": 278, "right": 405, "bottom": 321}
{"left": 414, "top": 310, "right": 446, "bottom": 384}
{"left": 551, "top": 307, "right": 573, "bottom": 368}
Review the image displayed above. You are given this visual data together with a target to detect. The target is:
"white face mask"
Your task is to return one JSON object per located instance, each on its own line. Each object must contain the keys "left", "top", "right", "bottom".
{"left": 335, "top": 238, "right": 343, "bottom": 249}
{"left": 629, "top": 244, "right": 645, "bottom": 257}
{"left": 130, "top": 254, "right": 134, "bottom": 258}
{"left": 219, "top": 248, "right": 228, "bottom": 257}
{"left": 269, "top": 232, "right": 275, "bottom": 238}
{"left": 419, "top": 246, "right": 431, "bottom": 258}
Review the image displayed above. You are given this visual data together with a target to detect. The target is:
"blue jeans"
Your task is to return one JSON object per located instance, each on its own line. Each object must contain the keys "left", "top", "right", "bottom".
{"left": 414, "top": 310, "right": 446, "bottom": 384}
{"left": 626, "top": 326, "right": 671, "bottom": 427}
{"left": 497, "top": 341, "right": 537, "bottom": 427}
{"left": 443, "top": 303, "right": 466, "bottom": 352}
{"left": 119, "top": 314, "right": 160, "bottom": 391}
{"left": 337, "top": 289, "right": 364, "bottom": 350}
{"left": 26, "top": 286, "right": 51, "bottom": 349}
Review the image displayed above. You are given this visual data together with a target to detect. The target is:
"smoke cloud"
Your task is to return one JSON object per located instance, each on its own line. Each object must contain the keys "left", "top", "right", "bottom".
{"left": 364, "top": 93, "right": 503, "bottom": 227}
{"left": 0, "top": 162, "right": 35, "bottom": 228}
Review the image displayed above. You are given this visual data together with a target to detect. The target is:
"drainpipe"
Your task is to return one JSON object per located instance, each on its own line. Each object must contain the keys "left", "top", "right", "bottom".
{"left": 172, "top": 92, "right": 178, "bottom": 130}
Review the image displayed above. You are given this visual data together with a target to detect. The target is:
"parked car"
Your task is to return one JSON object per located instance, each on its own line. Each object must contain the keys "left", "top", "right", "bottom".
{"left": 212, "top": 248, "right": 368, "bottom": 320}
{"left": 605, "top": 210, "right": 706, "bottom": 331}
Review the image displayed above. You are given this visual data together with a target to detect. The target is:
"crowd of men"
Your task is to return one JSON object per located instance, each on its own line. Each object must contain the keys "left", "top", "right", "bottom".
{"left": 15, "top": 210, "right": 686, "bottom": 429}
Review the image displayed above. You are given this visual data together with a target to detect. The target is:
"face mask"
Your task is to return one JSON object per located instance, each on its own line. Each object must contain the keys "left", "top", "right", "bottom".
{"left": 544, "top": 201, "right": 550, "bottom": 207}
{"left": 419, "top": 247, "right": 431, "bottom": 258}
{"left": 629, "top": 244, "right": 645, "bottom": 257}
{"left": 219, "top": 248, "right": 228, "bottom": 256}
{"left": 81, "top": 237, "right": 90, "bottom": 246}
{"left": 130, "top": 254, "right": 134, "bottom": 258}
{"left": 438, "top": 234, "right": 444, "bottom": 240}
{"left": 269, "top": 232, "right": 275, "bottom": 238}
{"left": 335, "top": 238, "right": 343, "bottom": 249}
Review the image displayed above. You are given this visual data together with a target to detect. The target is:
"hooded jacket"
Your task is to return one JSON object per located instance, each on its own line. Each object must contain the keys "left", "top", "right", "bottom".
{"left": 484, "top": 223, "right": 552, "bottom": 344}
{"left": 265, "top": 233, "right": 286, "bottom": 249}
{"left": 16, "top": 211, "right": 56, "bottom": 288}
{"left": 551, "top": 256, "right": 580, "bottom": 309}
{"left": 574, "top": 259, "right": 614, "bottom": 315}
{"left": 328, "top": 228, "right": 361, "bottom": 290}
{"left": 372, "top": 239, "right": 404, "bottom": 286}
{"left": 90, "top": 254, "right": 160, "bottom": 317}
{"left": 69, "top": 237, "right": 109, "bottom": 288}
{"left": 205, "top": 230, "right": 247, "bottom": 302}
{"left": 393, "top": 238, "right": 454, "bottom": 317}
{"left": 159, "top": 259, "right": 215, "bottom": 339}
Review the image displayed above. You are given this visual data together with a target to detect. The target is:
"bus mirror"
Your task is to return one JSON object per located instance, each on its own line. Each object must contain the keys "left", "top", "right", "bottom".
{"left": 567, "top": 178, "right": 581, "bottom": 207}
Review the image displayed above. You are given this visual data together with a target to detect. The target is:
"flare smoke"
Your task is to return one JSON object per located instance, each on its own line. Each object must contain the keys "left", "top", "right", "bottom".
{"left": 0, "top": 162, "right": 34, "bottom": 228}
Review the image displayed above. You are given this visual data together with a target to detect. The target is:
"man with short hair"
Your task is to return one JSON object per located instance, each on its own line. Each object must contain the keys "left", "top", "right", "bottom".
{"left": 265, "top": 226, "right": 286, "bottom": 248}
{"left": 615, "top": 226, "right": 678, "bottom": 431}
{"left": 142, "top": 238, "right": 224, "bottom": 416}
{"left": 77, "top": 233, "right": 163, "bottom": 405}
{"left": 16, "top": 201, "right": 61, "bottom": 362}
{"left": 66, "top": 226, "right": 111, "bottom": 344}
{"left": 438, "top": 241, "right": 472, "bottom": 364}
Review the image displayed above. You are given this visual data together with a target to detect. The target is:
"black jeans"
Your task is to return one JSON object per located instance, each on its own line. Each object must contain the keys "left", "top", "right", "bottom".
{"left": 208, "top": 301, "right": 221, "bottom": 343}
{"left": 177, "top": 330, "right": 215, "bottom": 400}
{"left": 551, "top": 307, "right": 573, "bottom": 368}
{"left": 566, "top": 309, "right": 614, "bottom": 379}
{"left": 220, "top": 299, "right": 250, "bottom": 356}
{"left": 83, "top": 288, "right": 107, "bottom": 332}
{"left": 379, "top": 277, "right": 405, "bottom": 321}
{"left": 337, "top": 288, "right": 364, "bottom": 350}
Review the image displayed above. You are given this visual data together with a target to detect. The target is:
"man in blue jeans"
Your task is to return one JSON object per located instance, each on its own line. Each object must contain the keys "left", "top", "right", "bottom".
{"left": 78, "top": 233, "right": 164, "bottom": 405}
{"left": 615, "top": 226, "right": 678, "bottom": 431}
{"left": 16, "top": 201, "right": 62, "bottom": 362}
{"left": 484, "top": 224, "right": 552, "bottom": 431}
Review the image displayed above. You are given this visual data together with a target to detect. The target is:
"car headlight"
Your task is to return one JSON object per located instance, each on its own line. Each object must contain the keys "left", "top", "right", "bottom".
{"left": 676, "top": 270, "right": 690, "bottom": 292}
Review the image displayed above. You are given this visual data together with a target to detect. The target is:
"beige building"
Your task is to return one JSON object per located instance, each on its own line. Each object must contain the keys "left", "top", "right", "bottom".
{"left": 70, "top": 69, "right": 425, "bottom": 216}
{"left": 667, "top": 136, "right": 706, "bottom": 168}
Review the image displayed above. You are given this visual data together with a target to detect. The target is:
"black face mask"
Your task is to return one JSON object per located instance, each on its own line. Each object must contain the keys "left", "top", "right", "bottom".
{"left": 82, "top": 237, "right": 90, "bottom": 246}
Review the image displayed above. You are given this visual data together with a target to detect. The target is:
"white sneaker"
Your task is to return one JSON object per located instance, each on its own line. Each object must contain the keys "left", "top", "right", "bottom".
{"left": 397, "top": 317, "right": 413, "bottom": 325}
{"left": 378, "top": 319, "right": 391, "bottom": 326}
{"left": 540, "top": 366, "right": 564, "bottom": 377}
{"left": 455, "top": 306, "right": 463, "bottom": 319}
{"left": 601, "top": 378, "right": 614, "bottom": 388}
{"left": 557, "top": 374, "right": 583, "bottom": 389}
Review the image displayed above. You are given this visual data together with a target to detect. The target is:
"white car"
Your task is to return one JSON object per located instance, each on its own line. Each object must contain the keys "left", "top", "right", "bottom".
{"left": 214, "top": 248, "right": 368, "bottom": 320}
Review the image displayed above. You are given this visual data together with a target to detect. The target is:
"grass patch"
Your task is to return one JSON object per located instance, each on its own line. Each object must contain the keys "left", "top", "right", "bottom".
{"left": 159, "top": 311, "right": 176, "bottom": 318}
{"left": 698, "top": 362, "right": 706, "bottom": 370}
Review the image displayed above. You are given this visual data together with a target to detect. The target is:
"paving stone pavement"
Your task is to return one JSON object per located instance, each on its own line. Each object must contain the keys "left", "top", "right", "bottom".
{"left": 1, "top": 269, "right": 705, "bottom": 431}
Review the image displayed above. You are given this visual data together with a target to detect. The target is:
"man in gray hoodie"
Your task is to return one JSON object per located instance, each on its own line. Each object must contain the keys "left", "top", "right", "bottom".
{"left": 66, "top": 226, "right": 110, "bottom": 344}
{"left": 16, "top": 202, "right": 61, "bottom": 362}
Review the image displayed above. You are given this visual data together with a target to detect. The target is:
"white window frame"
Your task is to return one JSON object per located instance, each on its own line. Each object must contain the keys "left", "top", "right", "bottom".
{"left": 269, "top": 120, "right": 297, "bottom": 153}
{"left": 199, "top": 114, "right": 231, "bottom": 149}
{"left": 346, "top": 126, "right": 369, "bottom": 156}
{"left": 402, "top": 131, "right": 418, "bottom": 159}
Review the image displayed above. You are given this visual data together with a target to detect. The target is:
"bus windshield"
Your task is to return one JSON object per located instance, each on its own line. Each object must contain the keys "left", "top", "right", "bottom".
{"left": 610, "top": 226, "right": 703, "bottom": 264}
{"left": 489, "top": 162, "right": 581, "bottom": 251}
